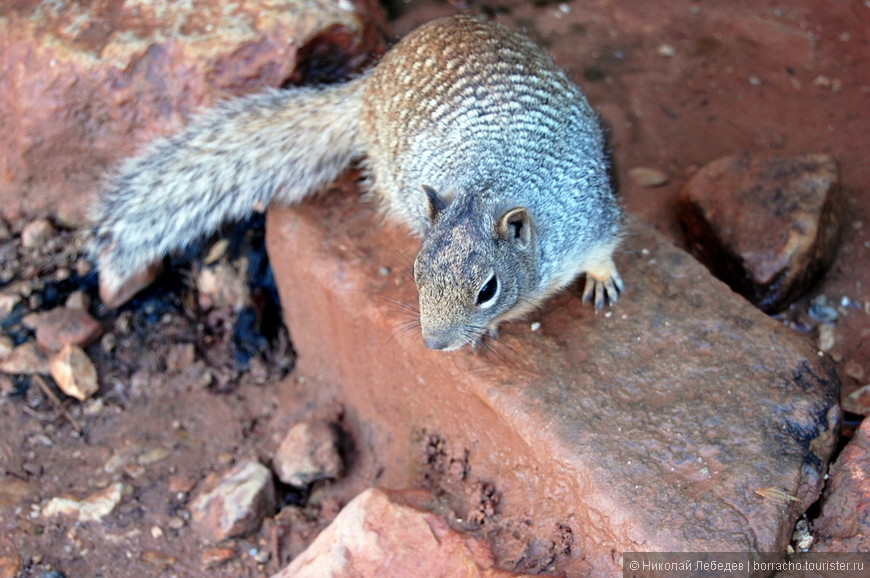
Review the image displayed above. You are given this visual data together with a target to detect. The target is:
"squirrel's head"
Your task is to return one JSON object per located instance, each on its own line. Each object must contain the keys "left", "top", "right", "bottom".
{"left": 413, "top": 186, "right": 538, "bottom": 351}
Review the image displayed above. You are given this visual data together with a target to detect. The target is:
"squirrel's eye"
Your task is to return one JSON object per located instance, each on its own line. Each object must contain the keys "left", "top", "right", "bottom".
{"left": 476, "top": 274, "right": 499, "bottom": 306}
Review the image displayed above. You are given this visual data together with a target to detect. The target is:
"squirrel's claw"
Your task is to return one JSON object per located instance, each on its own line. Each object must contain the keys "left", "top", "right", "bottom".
{"left": 582, "top": 268, "right": 624, "bottom": 311}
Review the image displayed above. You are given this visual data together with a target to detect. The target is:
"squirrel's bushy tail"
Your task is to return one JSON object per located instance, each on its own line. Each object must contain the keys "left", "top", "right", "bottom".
{"left": 91, "top": 74, "right": 369, "bottom": 295}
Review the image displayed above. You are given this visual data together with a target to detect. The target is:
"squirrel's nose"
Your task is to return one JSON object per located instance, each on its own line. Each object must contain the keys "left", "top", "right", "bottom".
{"left": 422, "top": 327, "right": 462, "bottom": 351}
{"left": 423, "top": 333, "right": 452, "bottom": 351}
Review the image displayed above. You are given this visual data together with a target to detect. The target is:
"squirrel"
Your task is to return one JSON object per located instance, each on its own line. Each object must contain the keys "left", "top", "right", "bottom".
{"left": 91, "top": 14, "right": 624, "bottom": 351}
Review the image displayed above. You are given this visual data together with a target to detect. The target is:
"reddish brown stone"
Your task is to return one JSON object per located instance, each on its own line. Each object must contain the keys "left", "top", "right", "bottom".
{"left": 679, "top": 153, "right": 842, "bottom": 313}
{"left": 0, "top": 0, "right": 386, "bottom": 223}
{"left": 813, "top": 418, "right": 870, "bottom": 552}
{"left": 266, "top": 181, "right": 839, "bottom": 575}
{"left": 24, "top": 306, "right": 103, "bottom": 351}
{"left": 273, "top": 488, "right": 529, "bottom": 578}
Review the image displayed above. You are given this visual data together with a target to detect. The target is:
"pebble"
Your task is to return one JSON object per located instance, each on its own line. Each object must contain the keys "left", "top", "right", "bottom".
{"left": 201, "top": 546, "right": 236, "bottom": 569}
{"left": 843, "top": 360, "right": 865, "bottom": 382}
{"left": 25, "top": 307, "right": 103, "bottom": 351}
{"left": 0, "top": 293, "right": 21, "bottom": 320}
{"left": 657, "top": 43, "right": 675, "bottom": 57}
{"left": 190, "top": 460, "right": 276, "bottom": 543}
{"left": 195, "top": 260, "right": 251, "bottom": 312}
{"left": 808, "top": 300, "right": 839, "bottom": 323}
{"left": 817, "top": 324, "right": 836, "bottom": 353}
{"left": 0, "top": 335, "right": 13, "bottom": 358}
{"left": 20, "top": 219, "right": 55, "bottom": 249}
{"left": 0, "top": 342, "right": 48, "bottom": 375}
{"left": 842, "top": 385, "right": 870, "bottom": 416}
{"left": 141, "top": 550, "right": 177, "bottom": 569}
{"left": 42, "top": 482, "right": 128, "bottom": 522}
{"left": 273, "top": 420, "right": 343, "bottom": 487}
{"left": 0, "top": 218, "right": 11, "bottom": 241}
{"left": 49, "top": 344, "right": 99, "bottom": 401}
{"left": 628, "top": 166, "right": 669, "bottom": 188}
{"left": 99, "top": 262, "right": 162, "bottom": 309}
{"left": 64, "top": 291, "right": 90, "bottom": 311}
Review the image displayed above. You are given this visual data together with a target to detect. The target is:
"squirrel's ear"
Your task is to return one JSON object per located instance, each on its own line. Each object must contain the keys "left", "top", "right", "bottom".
{"left": 423, "top": 185, "right": 448, "bottom": 223}
{"left": 496, "top": 207, "right": 533, "bottom": 249}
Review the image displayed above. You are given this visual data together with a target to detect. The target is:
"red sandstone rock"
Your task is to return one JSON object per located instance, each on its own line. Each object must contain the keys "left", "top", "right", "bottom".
{"left": 813, "top": 418, "right": 870, "bottom": 552}
{"left": 266, "top": 180, "right": 840, "bottom": 575}
{"left": 190, "top": 460, "right": 276, "bottom": 543}
{"left": 24, "top": 306, "right": 103, "bottom": 351}
{"left": 273, "top": 488, "right": 528, "bottom": 578}
{"left": 0, "top": 0, "right": 386, "bottom": 223}
{"left": 679, "top": 153, "right": 842, "bottom": 313}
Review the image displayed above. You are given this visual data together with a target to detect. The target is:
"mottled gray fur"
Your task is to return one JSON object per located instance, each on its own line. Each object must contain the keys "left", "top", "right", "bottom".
{"left": 92, "top": 15, "right": 624, "bottom": 351}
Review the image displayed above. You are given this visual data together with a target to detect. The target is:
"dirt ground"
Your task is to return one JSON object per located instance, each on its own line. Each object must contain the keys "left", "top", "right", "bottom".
{"left": 1, "top": 1, "right": 868, "bottom": 576}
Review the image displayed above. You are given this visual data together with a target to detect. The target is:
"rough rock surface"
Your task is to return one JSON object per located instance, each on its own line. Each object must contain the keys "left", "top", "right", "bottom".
{"left": 48, "top": 344, "right": 99, "bottom": 401}
{"left": 24, "top": 306, "right": 103, "bottom": 351}
{"left": 0, "top": 0, "right": 386, "bottom": 222}
{"left": 267, "top": 182, "right": 840, "bottom": 575}
{"left": 274, "top": 420, "right": 343, "bottom": 487}
{"left": 273, "top": 488, "right": 528, "bottom": 578}
{"left": 42, "top": 482, "right": 128, "bottom": 523}
{"left": 813, "top": 418, "right": 870, "bottom": 552}
{"left": 190, "top": 460, "right": 276, "bottom": 544}
{"left": 679, "top": 153, "right": 842, "bottom": 313}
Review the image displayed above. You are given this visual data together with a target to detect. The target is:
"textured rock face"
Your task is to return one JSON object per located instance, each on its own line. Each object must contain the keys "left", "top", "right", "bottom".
{"left": 679, "top": 153, "right": 842, "bottom": 313}
{"left": 189, "top": 460, "right": 276, "bottom": 543}
{"left": 266, "top": 183, "right": 840, "bottom": 575}
{"left": 273, "top": 488, "right": 528, "bottom": 578}
{"left": 814, "top": 418, "right": 870, "bottom": 552}
{"left": 0, "top": 0, "right": 384, "bottom": 221}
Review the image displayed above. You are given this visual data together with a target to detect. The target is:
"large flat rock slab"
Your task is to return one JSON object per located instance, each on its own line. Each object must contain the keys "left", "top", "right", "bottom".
{"left": 266, "top": 182, "right": 840, "bottom": 575}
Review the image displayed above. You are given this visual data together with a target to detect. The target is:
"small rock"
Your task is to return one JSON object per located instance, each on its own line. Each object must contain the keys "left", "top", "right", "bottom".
{"left": 195, "top": 260, "right": 251, "bottom": 312}
{"left": 272, "top": 488, "right": 522, "bottom": 578}
{"left": 0, "top": 375, "right": 15, "bottom": 395}
{"left": 25, "top": 307, "right": 103, "bottom": 351}
{"left": 817, "top": 323, "right": 836, "bottom": 353}
{"left": 99, "top": 262, "right": 162, "bottom": 309}
{"left": 273, "top": 421, "right": 343, "bottom": 487}
{"left": 657, "top": 43, "right": 676, "bottom": 57}
{"left": 843, "top": 360, "right": 865, "bottom": 382}
{"left": 0, "top": 335, "right": 13, "bottom": 358}
{"left": 0, "top": 218, "right": 10, "bottom": 241}
{"left": 49, "top": 344, "right": 99, "bottom": 401}
{"left": 628, "top": 166, "right": 669, "bottom": 188}
{"left": 42, "top": 482, "right": 128, "bottom": 522}
{"left": 201, "top": 546, "right": 237, "bottom": 569}
{"left": 0, "top": 293, "right": 21, "bottom": 320}
{"left": 813, "top": 419, "right": 870, "bottom": 551}
{"left": 842, "top": 385, "right": 870, "bottom": 416}
{"left": 20, "top": 218, "right": 55, "bottom": 249}
{"left": 64, "top": 290, "right": 91, "bottom": 311}
{"left": 679, "top": 153, "right": 842, "bottom": 313}
{"left": 141, "top": 550, "right": 177, "bottom": 570}
{"left": 190, "top": 460, "right": 276, "bottom": 543}
{"left": 0, "top": 342, "right": 48, "bottom": 375}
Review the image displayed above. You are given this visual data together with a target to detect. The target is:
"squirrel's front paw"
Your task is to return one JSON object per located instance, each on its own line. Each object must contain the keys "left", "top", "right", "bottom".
{"left": 581, "top": 262, "right": 624, "bottom": 311}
